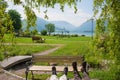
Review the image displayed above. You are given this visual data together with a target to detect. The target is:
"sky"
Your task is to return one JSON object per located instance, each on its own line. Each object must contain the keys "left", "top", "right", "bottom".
{"left": 6, "top": 0, "right": 94, "bottom": 27}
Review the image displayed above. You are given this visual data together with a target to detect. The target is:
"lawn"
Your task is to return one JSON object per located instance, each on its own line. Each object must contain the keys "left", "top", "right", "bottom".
{"left": 0, "top": 35, "right": 92, "bottom": 60}
{"left": 15, "top": 36, "right": 92, "bottom": 57}
{"left": 3, "top": 34, "right": 91, "bottom": 43}
{"left": 0, "top": 45, "right": 55, "bottom": 60}
{"left": 1, "top": 35, "right": 114, "bottom": 80}
{"left": 50, "top": 41, "right": 90, "bottom": 56}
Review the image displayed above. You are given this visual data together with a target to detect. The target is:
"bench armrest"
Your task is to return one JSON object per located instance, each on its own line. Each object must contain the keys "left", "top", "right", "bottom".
{"left": 26, "top": 60, "right": 33, "bottom": 68}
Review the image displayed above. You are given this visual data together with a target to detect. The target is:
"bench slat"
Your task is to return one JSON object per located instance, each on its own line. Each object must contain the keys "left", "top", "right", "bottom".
{"left": 32, "top": 56, "right": 83, "bottom": 63}
{"left": 29, "top": 65, "right": 82, "bottom": 72}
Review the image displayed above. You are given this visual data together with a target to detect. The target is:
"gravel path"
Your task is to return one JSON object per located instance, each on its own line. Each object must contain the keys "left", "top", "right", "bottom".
{"left": 34, "top": 44, "right": 63, "bottom": 55}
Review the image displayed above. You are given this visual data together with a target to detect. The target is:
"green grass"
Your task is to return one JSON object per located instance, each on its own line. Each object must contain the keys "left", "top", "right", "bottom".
{"left": 25, "top": 69, "right": 115, "bottom": 80}
{"left": 14, "top": 37, "right": 32, "bottom": 43}
{"left": 89, "top": 69, "right": 115, "bottom": 80}
{"left": 9, "top": 35, "right": 91, "bottom": 44}
{"left": 26, "top": 73, "right": 51, "bottom": 80}
{"left": 0, "top": 45, "right": 55, "bottom": 60}
{"left": 24, "top": 72, "right": 74, "bottom": 80}
{"left": 1, "top": 35, "right": 92, "bottom": 59}
{"left": 43, "top": 36, "right": 91, "bottom": 44}
{"left": 50, "top": 41, "right": 90, "bottom": 56}
{"left": 2, "top": 35, "right": 113, "bottom": 80}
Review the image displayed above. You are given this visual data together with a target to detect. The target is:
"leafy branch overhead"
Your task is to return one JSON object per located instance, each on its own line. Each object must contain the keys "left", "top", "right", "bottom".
{"left": 93, "top": 1, "right": 120, "bottom": 79}
{"left": 0, "top": 1, "right": 14, "bottom": 43}
{"left": 9, "top": 0, "right": 81, "bottom": 32}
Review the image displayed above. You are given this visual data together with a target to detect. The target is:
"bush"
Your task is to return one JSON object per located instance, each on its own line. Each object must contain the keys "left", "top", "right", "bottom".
{"left": 71, "top": 34, "right": 78, "bottom": 37}
{"left": 41, "top": 30, "right": 47, "bottom": 36}
{"left": 81, "top": 34, "right": 86, "bottom": 37}
{"left": 31, "top": 29, "right": 38, "bottom": 35}
{"left": 0, "top": 53, "right": 4, "bottom": 61}
{"left": 90, "top": 69, "right": 115, "bottom": 80}
{"left": 22, "top": 30, "right": 31, "bottom": 37}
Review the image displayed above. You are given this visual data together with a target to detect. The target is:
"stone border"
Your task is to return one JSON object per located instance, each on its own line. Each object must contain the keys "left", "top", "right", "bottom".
{"left": 4, "top": 70, "right": 26, "bottom": 80}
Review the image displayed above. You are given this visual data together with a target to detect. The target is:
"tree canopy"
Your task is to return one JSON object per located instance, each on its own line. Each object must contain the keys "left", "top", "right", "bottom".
{"left": 8, "top": 9, "right": 22, "bottom": 32}
{"left": 10, "top": 0, "right": 80, "bottom": 31}
{"left": 93, "top": 0, "right": 120, "bottom": 61}
{"left": 93, "top": 0, "right": 120, "bottom": 79}
{"left": 45, "top": 23, "right": 55, "bottom": 36}
{"left": 0, "top": 1, "right": 14, "bottom": 44}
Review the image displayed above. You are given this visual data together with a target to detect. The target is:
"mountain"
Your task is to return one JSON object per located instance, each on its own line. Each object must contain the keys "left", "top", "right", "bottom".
{"left": 22, "top": 17, "right": 97, "bottom": 34}
{"left": 22, "top": 17, "right": 48, "bottom": 31}
{"left": 74, "top": 20, "right": 96, "bottom": 32}
{"left": 50, "top": 21, "right": 76, "bottom": 31}
{"left": 22, "top": 17, "right": 76, "bottom": 32}
{"left": 35, "top": 17, "right": 48, "bottom": 31}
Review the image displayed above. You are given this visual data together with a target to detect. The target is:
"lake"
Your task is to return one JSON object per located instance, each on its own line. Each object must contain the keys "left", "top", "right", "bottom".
{"left": 53, "top": 31, "right": 94, "bottom": 36}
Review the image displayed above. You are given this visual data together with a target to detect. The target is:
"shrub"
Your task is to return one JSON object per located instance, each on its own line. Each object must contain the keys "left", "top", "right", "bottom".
{"left": 81, "top": 34, "right": 86, "bottom": 37}
{"left": 31, "top": 29, "right": 38, "bottom": 35}
{"left": 41, "top": 30, "right": 47, "bottom": 36}
{"left": 0, "top": 53, "right": 4, "bottom": 61}
{"left": 71, "top": 34, "right": 78, "bottom": 37}
{"left": 22, "top": 30, "right": 31, "bottom": 37}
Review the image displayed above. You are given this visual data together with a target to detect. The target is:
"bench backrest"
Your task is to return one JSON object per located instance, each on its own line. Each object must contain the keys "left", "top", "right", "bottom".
{"left": 32, "top": 55, "right": 84, "bottom": 65}
{"left": 32, "top": 36, "right": 42, "bottom": 41}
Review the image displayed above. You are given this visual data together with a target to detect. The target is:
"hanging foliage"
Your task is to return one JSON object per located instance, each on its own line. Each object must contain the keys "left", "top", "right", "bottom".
{"left": 10, "top": 0, "right": 80, "bottom": 33}
{"left": 93, "top": 0, "right": 120, "bottom": 79}
{"left": 0, "top": 0, "right": 14, "bottom": 59}
{"left": 24, "top": 6, "right": 37, "bottom": 31}
{"left": 0, "top": 1, "right": 14, "bottom": 45}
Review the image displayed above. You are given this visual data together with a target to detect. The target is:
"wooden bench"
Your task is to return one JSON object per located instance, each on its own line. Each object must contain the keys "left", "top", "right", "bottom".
{"left": 32, "top": 36, "right": 45, "bottom": 43}
{"left": 25, "top": 55, "right": 84, "bottom": 80}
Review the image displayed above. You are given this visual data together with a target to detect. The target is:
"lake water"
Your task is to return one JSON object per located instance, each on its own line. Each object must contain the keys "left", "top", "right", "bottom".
{"left": 53, "top": 31, "right": 94, "bottom": 36}
{"left": 69, "top": 31, "right": 94, "bottom": 36}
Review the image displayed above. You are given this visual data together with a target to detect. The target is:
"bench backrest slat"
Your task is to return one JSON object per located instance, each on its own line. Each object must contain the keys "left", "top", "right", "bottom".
{"left": 32, "top": 55, "right": 83, "bottom": 64}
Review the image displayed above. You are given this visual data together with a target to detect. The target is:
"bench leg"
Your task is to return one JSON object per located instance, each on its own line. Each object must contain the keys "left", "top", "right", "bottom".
{"left": 31, "top": 71, "right": 34, "bottom": 80}
{"left": 25, "top": 70, "right": 28, "bottom": 80}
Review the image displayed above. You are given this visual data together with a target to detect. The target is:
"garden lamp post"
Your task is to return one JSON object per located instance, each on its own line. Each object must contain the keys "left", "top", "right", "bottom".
{"left": 90, "top": 18, "right": 94, "bottom": 39}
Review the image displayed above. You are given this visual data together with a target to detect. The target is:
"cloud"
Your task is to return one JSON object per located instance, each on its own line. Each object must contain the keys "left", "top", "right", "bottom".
{"left": 41, "top": 6, "right": 92, "bottom": 26}
{"left": 6, "top": 0, "right": 93, "bottom": 26}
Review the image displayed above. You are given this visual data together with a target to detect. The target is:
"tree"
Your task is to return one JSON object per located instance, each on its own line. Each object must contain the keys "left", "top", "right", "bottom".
{"left": 8, "top": 0, "right": 79, "bottom": 30}
{"left": 0, "top": 1, "right": 14, "bottom": 59}
{"left": 93, "top": 0, "right": 120, "bottom": 79}
{"left": 8, "top": 9, "right": 22, "bottom": 34}
{"left": 31, "top": 29, "right": 38, "bottom": 36}
{"left": 41, "top": 30, "right": 47, "bottom": 36}
{"left": 0, "top": 1, "right": 13, "bottom": 42}
{"left": 45, "top": 23, "right": 55, "bottom": 36}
